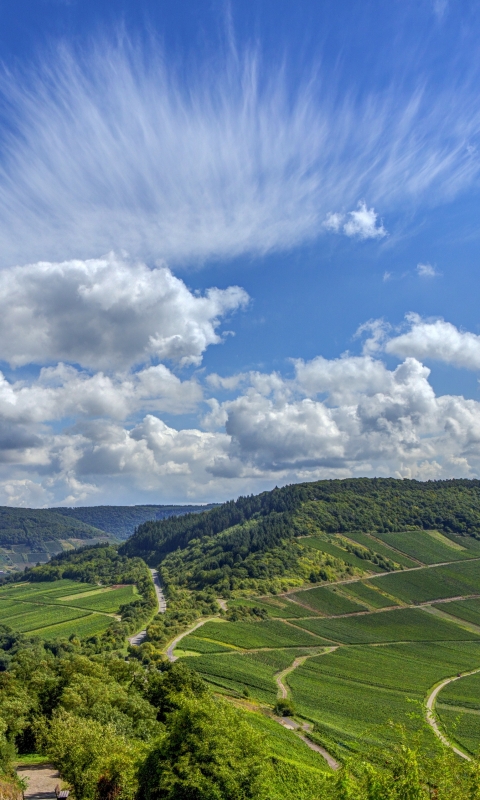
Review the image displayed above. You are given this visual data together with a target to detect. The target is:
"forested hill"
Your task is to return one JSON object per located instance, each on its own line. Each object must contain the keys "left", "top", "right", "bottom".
{"left": 0, "top": 507, "right": 104, "bottom": 546}
{"left": 52, "top": 503, "right": 217, "bottom": 539}
{"left": 120, "top": 477, "right": 480, "bottom": 568}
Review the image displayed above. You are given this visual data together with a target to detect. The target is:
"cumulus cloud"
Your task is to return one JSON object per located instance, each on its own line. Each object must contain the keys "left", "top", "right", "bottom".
{"left": 3, "top": 311, "right": 480, "bottom": 504}
{"left": 0, "top": 39, "right": 478, "bottom": 266}
{"left": 385, "top": 314, "right": 480, "bottom": 370}
{"left": 343, "top": 202, "right": 387, "bottom": 239}
{"left": 323, "top": 204, "right": 387, "bottom": 240}
{"left": 0, "top": 254, "right": 248, "bottom": 370}
{"left": 417, "top": 262, "right": 439, "bottom": 277}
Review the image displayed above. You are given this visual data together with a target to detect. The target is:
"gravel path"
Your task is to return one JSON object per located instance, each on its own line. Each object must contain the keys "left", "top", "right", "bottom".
{"left": 425, "top": 667, "right": 480, "bottom": 760}
{"left": 17, "top": 764, "right": 62, "bottom": 799}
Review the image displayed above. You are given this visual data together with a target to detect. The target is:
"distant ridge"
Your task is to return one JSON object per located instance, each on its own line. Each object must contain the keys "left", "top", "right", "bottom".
{"left": 51, "top": 504, "right": 218, "bottom": 540}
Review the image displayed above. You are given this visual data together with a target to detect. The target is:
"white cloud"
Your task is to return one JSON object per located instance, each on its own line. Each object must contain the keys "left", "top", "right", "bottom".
{"left": 0, "top": 39, "right": 478, "bottom": 266}
{"left": 0, "top": 254, "right": 248, "bottom": 370}
{"left": 3, "top": 312, "right": 480, "bottom": 504}
{"left": 343, "top": 202, "right": 387, "bottom": 239}
{"left": 417, "top": 262, "right": 439, "bottom": 277}
{"left": 0, "top": 363, "right": 202, "bottom": 423}
{"left": 385, "top": 314, "right": 480, "bottom": 370}
{"left": 323, "top": 212, "right": 344, "bottom": 233}
{"left": 3, "top": 346, "right": 480, "bottom": 503}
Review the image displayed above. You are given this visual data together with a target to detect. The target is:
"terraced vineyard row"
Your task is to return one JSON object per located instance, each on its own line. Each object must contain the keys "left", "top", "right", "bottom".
{"left": 174, "top": 530, "right": 480, "bottom": 759}
{"left": 0, "top": 578, "right": 137, "bottom": 638}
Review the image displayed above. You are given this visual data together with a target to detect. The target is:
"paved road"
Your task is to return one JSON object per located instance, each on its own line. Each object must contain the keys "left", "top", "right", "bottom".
{"left": 166, "top": 617, "right": 218, "bottom": 661}
{"left": 128, "top": 569, "right": 166, "bottom": 646}
{"left": 425, "top": 667, "right": 480, "bottom": 760}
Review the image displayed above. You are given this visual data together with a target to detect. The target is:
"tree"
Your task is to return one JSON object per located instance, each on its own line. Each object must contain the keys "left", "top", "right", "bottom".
{"left": 46, "top": 710, "right": 141, "bottom": 800}
{"left": 138, "top": 695, "right": 270, "bottom": 800}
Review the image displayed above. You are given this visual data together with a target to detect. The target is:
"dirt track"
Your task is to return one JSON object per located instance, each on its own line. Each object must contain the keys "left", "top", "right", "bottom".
{"left": 425, "top": 667, "right": 480, "bottom": 760}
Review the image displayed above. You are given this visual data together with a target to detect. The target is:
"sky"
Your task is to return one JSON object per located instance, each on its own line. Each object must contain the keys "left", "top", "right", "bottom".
{"left": 0, "top": 0, "right": 480, "bottom": 506}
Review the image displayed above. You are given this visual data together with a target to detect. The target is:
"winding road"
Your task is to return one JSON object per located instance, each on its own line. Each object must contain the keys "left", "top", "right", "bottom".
{"left": 128, "top": 569, "right": 166, "bottom": 646}
{"left": 425, "top": 667, "right": 480, "bottom": 760}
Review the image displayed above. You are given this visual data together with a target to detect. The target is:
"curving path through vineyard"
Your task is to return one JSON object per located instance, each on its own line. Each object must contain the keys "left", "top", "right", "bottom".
{"left": 425, "top": 667, "right": 480, "bottom": 761}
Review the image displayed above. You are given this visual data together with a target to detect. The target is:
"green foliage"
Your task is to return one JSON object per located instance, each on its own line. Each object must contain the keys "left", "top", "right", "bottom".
{"left": 45, "top": 710, "right": 143, "bottom": 800}
{"left": 137, "top": 694, "right": 270, "bottom": 800}
{"left": 273, "top": 698, "right": 295, "bottom": 717}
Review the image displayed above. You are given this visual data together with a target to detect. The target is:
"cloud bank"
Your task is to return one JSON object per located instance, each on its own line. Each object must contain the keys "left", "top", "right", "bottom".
{"left": 0, "top": 39, "right": 479, "bottom": 266}
{"left": 2, "top": 310, "right": 480, "bottom": 506}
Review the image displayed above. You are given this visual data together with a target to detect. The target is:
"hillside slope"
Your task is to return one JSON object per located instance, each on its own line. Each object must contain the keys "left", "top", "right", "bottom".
{"left": 53, "top": 504, "right": 217, "bottom": 540}
{"left": 0, "top": 507, "right": 105, "bottom": 546}
{"left": 120, "top": 478, "right": 480, "bottom": 594}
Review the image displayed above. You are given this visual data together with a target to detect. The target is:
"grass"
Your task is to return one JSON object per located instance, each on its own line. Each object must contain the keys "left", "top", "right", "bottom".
{"left": 32, "top": 613, "right": 113, "bottom": 640}
{"left": 433, "top": 598, "right": 480, "bottom": 627}
{"left": 191, "top": 619, "right": 329, "bottom": 649}
{"left": 228, "top": 596, "right": 318, "bottom": 618}
{"left": 177, "top": 635, "right": 238, "bottom": 654}
{"left": 339, "top": 581, "right": 400, "bottom": 609}
{"left": 437, "top": 708, "right": 480, "bottom": 757}
{"left": 188, "top": 650, "right": 300, "bottom": 703}
{"left": 0, "top": 578, "right": 135, "bottom": 639}
{"left": 287, "top": 641, "right": 480, "bottom": 755}
{"left": 366, "top": 559, "right": 480, "bottom": 604}
{"left": 293, "top": 607, "right": 480, "bottom": 644}
{"left": 302, "top": 538, "right": 384, "bottom": 572}
{"left": 288, "top": 585, "right": 367, "bottom": 616}
{"left": 340, "top": 532, "right": 418, "bottom": 568}
{"left": 58, "top": 584, "right": 136, "bottom": 612}
{"left": 372, "top": 530, "right": 474, "bottom": 565}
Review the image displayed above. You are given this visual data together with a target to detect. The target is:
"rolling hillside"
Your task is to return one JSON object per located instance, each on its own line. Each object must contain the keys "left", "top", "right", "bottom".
{"left": 120, "top": 477, "right": 480, "bottom": 594}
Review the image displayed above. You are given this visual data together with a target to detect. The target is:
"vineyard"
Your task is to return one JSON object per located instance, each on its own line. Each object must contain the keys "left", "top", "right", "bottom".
{"left": 0, "top": 578, "right": 137, "bottom": 639}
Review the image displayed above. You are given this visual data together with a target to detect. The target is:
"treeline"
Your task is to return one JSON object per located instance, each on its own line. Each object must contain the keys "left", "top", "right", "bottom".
{"left": 53, "top": 504, "right": 217, "bottom": 540}
{"left": 0, "top": 507, "right": 104, "bottom": 546}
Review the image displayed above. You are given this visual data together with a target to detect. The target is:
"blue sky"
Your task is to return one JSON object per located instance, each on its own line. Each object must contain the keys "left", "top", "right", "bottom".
{"left": 0, "top": 0, "right": 480, "bottom": 506}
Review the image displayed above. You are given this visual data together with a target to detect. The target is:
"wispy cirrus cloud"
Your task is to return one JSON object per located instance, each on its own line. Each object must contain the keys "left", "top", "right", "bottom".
{"left": 0, "top": 38, "right": 478, "bottom": 267}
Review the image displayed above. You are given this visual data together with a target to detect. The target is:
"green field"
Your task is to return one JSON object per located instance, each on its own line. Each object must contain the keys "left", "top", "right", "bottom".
{"left": 366, "top": 558, "right": 480, "bottom": 604}
{"left": 433, "top": 598, "right": 480, "bottom": 627}
{"left": 228, "top": 596, "right": 318, "bottom": 618}
{"left": 341, "top": 532, "right": 418, "bottom": 568}
{"left": 372, "top": 530, "right": 474, "bottom": 565}
{"left": 287, "top": 642, "right": 480, "bottom": 755}
{"left": 339, "top": 580, "right": 400, "bottom": 609}
{"left": 436, "top": 671, "right": 480, "bottom": 756}
{"left": 288, "top": 585, "right": 367, "bottom": 616}
{"left": 302, "top": 538, "right": 385, "bottom": 572}
{"left": 0, "top": 578, "right": 133, "bottom": 639}
{"left": 294, "top": 607, "right": 480, "bottom": 644}
{"left": 176, "top": 542, "right": 480, "bottom": 758}
{"left": 188, "top": 619, "right": 329, "bottom": 649}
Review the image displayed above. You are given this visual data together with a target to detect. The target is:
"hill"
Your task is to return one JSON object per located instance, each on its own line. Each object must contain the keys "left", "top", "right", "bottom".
{"left": 0, "top": 507, "right": 105, "bottom": 546}
{"left": 52, "top": 503, "right": 217, "bottom": 540}
{"left": 120, "top": 477, "right": 480, "bottom": 595}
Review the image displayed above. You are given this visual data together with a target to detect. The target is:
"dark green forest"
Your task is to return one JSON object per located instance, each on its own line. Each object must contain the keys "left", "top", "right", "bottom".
{"left": 53, "top": 504, "right": 217, "bottom": 540}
